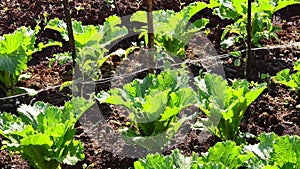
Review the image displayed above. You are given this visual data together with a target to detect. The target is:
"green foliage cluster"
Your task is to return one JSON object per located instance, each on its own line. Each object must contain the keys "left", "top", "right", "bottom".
{"left": 274, "top": 59, "right": 300, "bottom": 92}
{"left": 135, "top": 132, "right": 300, "bottom": 169}
{"left": 134, "top": 149, "right": 202, "bottom": 169}
{"left": 97, "top": 66, "right": 197, "bottom": 150}
{"left": 274, "top": 59, "right": 300, "bottom": 108}
{"left": 0, "top": 26, "right": 61, "bottom": 96}
{"left": 1, "top": 1, "right": 299, "bottom": 168}
{"left": 209, "top": 0, "right": 300, "bottom": 48}
{"left": 247, "top": 132, "right": 300, "bottom": 168}
{"left": 131, "top": 2, "right": 209, "bottom": 57}
{"left": 0, "top": 98, "right": 93, "bottom": 169}
{"left": 194, "top": 73, "right": 267, "bottom": 141}
{"left": 97, "top": 60, "right": 266, "bottom": 149}
{"left": 46, "top": 15, "right": 128, "bottom": 80}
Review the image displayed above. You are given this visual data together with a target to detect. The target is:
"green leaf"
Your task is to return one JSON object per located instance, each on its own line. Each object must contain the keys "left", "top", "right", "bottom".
{"left": 294, "top": 59, "right": 300, "bottom": 71}
{"left": 234, "top": 59, "right": 241, "bottom": 67}
{"left": 139, "top": 91, "right": 168, "bottom": 122}
{"left": 195, "top": 73, "right": 228, "bottom": 109}
{"left": 62, "top": 140, "right": 85, "bottom": 165}
{"left": 178, "top": 2, "right": 208, "bottom": 21}
{"left": 200, "top": 141, "right": 254, "bottom": 168}
{"left": 20, "top": 133, "right": 53, "bottom": 146}
{"left": 211, "top": 0, "right": 297, "bottom": 48}
{"left": 274, "top": 69, "right": 299, "bottom": 89}
{"left": 0, "top": 26, "right": 60, "bottom": 96}
{"left": 134, "top": 149, "right": 200, "bottom": 169}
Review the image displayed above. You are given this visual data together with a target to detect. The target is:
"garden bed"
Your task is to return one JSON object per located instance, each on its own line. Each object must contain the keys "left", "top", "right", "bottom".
{"left": 0, "top": 0, "right": 299, "bottom": 168}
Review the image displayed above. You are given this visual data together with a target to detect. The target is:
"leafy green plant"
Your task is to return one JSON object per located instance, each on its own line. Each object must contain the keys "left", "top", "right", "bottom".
{"left": 274, "top": 59, "right": 300, "bottom": 108}
{"left": 0, "top": 97, "right": 93, "bottom": 169}
{"left": 46, "top": 15, "right": 127, "bottom": 50}
{"left": 134, "top": 141, "right": 253, "bottom": 169}
{"left": 49, "top": 52, "right": 73, "bottom": 67}
{"left": 97, "top": 66, "right": 197, "bottom": 150}
{"left": 134, "top": 149, "right": 202, "bottom": 169}
{"left": 199, "top": 141, "right": 254, "bottom": 169}
{"left": 46, "top": 16, "right": 128, "bottom": 81}
{"left": 246, "top": 132, "right": 300, "bottom": 168}
{"left": 194, "top": 73, "right": 267, "bottom": 141}
{"left": 274, "top": 59, "right": 300, "bottom": 92}
{"left": 210, "top": 0, "right": 300, "bottom": 48}
{"left": 0, "top": 26, "right": 61, "bottom": 96}
{"left": 135, "top": 132, "right": 300, "bottom": 169}
{"left": 131, "top": 2, "right": 209, "bottom": 57}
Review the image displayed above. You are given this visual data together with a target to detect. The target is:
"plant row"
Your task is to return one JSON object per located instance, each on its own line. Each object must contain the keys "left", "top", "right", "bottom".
{"left": 0, "top": 0, "right": 300, "bottom": 168}
{"left": 1, "top": 0, "right": 299, "bottom": 97}
{"left": 135, "top": 132, "right": 300, "bottom": 169}
{"left": 0, "top": 61, "right": 299, "bottom": 168}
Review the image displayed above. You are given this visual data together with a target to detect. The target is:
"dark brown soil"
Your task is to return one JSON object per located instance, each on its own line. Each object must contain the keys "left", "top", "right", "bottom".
{"left": 0, "top": 0, "right": 299, "bottom": 169}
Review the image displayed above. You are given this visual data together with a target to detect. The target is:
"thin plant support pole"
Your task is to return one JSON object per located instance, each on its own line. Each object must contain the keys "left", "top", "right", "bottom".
{"left": 63, "top": 0, "right": 76, "bottom": 66}
{"left": 113, "top": 0, "right": 121, "bottom": 16}
{"left": 63, "top": 0, "right": 83, "bottom": 98}
{"left": 245, "top": 0, "right": 257, "bottom": 81}
{"left": 145, "top": 0, "right": 154, "bottom": 48}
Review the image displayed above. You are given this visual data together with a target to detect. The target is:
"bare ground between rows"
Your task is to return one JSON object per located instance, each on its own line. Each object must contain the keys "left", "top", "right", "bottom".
{"left": 0, "top": 1, "right": 300, "bottom": 169}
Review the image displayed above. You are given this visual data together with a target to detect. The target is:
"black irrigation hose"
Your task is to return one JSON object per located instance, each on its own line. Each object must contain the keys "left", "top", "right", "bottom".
{"left": 0, "top": 42, "right": 299, "bottom": 101}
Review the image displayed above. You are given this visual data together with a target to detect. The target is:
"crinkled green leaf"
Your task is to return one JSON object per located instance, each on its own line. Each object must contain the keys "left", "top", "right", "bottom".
{"left": 139, "top": 91, "right": 168, "bottom": 122}
{"left": 46, "top": 15, "right": 127, "bottom": 50}
{"left": 20, "top": 133, "right": 53, "bottom": 146}
{"left": 0, "top": 26, "right": 60, "bottom": 96}
{"left": 134, "top": 149, "right": 200, "bottom": 169}
{"left": 200, "top": 141, "right": 254, "bottom": 169}
{"left": 246, "top": 132, "right": 300, "bottom": 168}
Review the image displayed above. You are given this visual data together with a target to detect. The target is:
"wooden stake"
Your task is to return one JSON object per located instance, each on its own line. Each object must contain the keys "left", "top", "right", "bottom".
{"left": 245, "top": 0, "right": 257, "bottom": 81}
{"left": 113, "top": 0, "right": 120, "bottom": 16}
{"left": 145, "top": 0, "right": 154, "bottom": 48}
{"left": 62, "top": 0, "right": 76, "bottom": 66}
